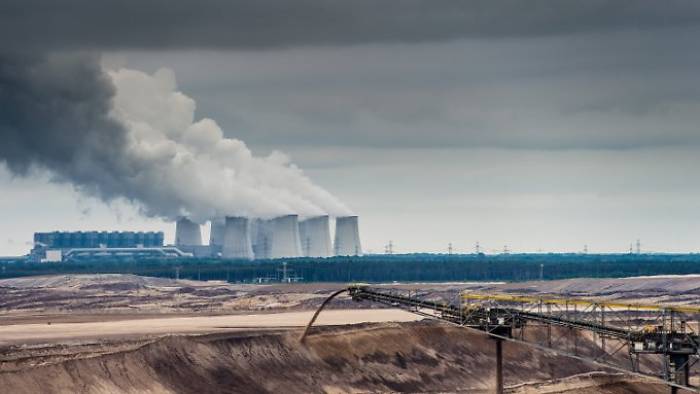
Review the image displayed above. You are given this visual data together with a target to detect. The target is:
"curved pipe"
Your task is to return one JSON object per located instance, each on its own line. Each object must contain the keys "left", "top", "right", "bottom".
{"left": 299, "top": 288, "right": 348, "bottom": 344}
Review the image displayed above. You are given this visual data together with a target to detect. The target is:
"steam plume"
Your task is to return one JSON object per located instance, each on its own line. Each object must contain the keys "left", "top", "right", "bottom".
{"left": 0, "top": 52, "right": 352, "bottom": 222}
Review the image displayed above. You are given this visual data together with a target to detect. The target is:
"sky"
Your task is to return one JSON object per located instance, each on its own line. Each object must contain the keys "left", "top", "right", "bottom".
{"left": 2, "top": 1, "right": 700, "bottom": 255}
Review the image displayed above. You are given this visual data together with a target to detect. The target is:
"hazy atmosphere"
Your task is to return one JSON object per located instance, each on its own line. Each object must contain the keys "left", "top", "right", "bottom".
{"left": 2, "top": 1, "right": 700, "bottom": 255}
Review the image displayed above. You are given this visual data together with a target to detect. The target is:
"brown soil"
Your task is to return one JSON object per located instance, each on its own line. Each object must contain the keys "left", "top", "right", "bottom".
{"left": 0, "top": 321, "right": 667, "bottom": 394}
{"left": 0, "top": 275, "right": 692, "bottom": 393}
{"left": 3, "top": 274, "right": 700, "bottom": 320}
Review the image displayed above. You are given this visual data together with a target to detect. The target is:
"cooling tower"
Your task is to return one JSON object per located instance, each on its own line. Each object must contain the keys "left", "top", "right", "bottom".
{"left": 175, "top": 217, "right": 202, "bottom": 246}
{"left": 334, "top": 216, "right": 362, "bottom": 256}
{"left": 222, "top": 216, "right": 254, "bottom": 259}
{"left": 299, "top": 216, "right": 332, "bottom": 257}
{"left": 251, "top": 215, "right": 302, "bottom": 259}
{"left": 209, "top": 218, "right": 225, "bottom": 247}
{"left": 251, "top": 219, "right": 267, "bottom": 259}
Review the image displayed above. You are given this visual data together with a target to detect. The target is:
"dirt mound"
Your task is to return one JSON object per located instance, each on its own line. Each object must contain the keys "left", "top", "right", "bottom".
{"left": 0, "top": 321, "right": 665, "bottom": 394}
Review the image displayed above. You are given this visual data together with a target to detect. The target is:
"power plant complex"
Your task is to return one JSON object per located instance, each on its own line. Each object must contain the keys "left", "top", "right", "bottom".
{"left": 29, "top": 215, "right": 362, "bottom": 262}
{"left": 176, "top": 215, "right": 361, "bottom": 260}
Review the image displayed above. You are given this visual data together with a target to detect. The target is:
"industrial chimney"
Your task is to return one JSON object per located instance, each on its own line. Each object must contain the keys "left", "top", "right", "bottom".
{"left": 175, "top": 217, "right": 202, "bottom": 246}
{"left": 298, "top": 216, "right": 332, "bottom": 257}
{"left": 222, "top": 216, "right": 254, "bottom": 259}
{"left": 334, "top": 216, "right": 362, "bottom": 256}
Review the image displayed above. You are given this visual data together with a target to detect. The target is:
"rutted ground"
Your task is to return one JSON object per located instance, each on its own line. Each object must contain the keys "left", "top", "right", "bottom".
{"left": 0, "top": 321, "right": 667, "bottom": 394}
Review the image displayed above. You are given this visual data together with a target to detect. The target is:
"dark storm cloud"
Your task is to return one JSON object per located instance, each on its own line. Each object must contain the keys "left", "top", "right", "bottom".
{"left": 122, "top": 31, "right": 700, "bottom": 151}
{"left": 0, "top": 51, "right": 354, "bottom": 220}
{"left": 1, "top": 0, "right": 700, "bottom": 51}
{"left": 0, "top": 52, "right": 129, "bottom": 195}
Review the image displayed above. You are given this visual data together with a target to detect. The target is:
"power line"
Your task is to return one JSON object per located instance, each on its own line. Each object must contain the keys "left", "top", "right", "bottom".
{"left": 385, "top": 240, "right": 394, "bottom": 255}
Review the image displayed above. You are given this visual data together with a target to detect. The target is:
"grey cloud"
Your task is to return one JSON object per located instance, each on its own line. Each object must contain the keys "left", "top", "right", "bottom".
{"left": 0, "top": 52, "right": 129, "bottom": 194}
{"left": 116, "top": 28, "right": 700, "bottom": 151}
{"left": 1, "top": 0, "right": 700, "bottom": 51}
{"left": 0, "top": 52, "right": 353, "bottom": 220}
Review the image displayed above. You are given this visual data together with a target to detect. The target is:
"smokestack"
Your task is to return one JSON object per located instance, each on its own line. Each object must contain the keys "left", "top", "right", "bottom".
{"left": 209, "top": 218, "right": 225, "bottom": 247}
{"left": 253, "top": 215, "right": 302, "bottom": 259}
{"left": 334, "top": 216, "right": 362, "bottom": 256}
{"left": 175, "top": 217, "right": 202, "bottom": 246}
{"left": 222, "top": 216, "right": 254, "bottom": 259}
{"left": 298, "top": 216, "right": 332, "bottom": 257}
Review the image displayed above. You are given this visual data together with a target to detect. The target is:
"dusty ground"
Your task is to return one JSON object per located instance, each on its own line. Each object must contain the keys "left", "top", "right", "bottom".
{"left": 0, "top": 274, "right": 696, "bottom": 393}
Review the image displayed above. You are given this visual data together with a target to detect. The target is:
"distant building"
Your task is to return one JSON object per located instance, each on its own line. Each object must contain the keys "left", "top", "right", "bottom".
{"left": 34, "top": 231, "right": 164, "bottom": 249}
{"left": 29, "top": 231, "right": 188, "bottom": 262}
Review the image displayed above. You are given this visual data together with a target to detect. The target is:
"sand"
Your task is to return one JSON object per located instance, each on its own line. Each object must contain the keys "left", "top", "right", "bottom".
{"left": 0, "top": 309, "right": 419, "bottom": 345}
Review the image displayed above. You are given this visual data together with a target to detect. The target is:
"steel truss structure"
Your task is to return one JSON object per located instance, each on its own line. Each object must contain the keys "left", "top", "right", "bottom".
{"left": 342, "top": 286, "right": 700, "bottom": 393}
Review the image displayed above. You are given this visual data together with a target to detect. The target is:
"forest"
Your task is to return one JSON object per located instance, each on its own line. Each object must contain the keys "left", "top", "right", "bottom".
{"left": 1, "top": 253, "right": 700, "bottom": 283}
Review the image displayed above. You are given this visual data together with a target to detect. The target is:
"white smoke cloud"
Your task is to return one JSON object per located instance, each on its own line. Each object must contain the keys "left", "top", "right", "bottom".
{"left": 107, "top": 66, "right": 352, "bottom": 222}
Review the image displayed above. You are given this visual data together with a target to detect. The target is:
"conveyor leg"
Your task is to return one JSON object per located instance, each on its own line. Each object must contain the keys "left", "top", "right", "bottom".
{"left": 494, "top": 338, "right": 504, "bottom": 394}
{"left": 669, "top": 354, "right": 689, "bottom": 392}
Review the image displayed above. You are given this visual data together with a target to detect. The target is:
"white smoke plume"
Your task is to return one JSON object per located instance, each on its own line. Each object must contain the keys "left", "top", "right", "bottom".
{"left": 0, "top": 53, "right": 352, "bottom": 223}
{"left": 107, "top": 67, "right": 353, "bottom": 222}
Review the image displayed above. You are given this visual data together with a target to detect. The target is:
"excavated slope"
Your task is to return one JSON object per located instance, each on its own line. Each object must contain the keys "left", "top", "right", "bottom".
{"left": 0, "top": 321, "right": 666, "bottom": 394}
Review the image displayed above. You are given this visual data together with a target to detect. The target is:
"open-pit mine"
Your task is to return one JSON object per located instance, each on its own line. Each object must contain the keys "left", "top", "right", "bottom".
{"left": 1, "top": 274, "right": 698, "bottom": 393}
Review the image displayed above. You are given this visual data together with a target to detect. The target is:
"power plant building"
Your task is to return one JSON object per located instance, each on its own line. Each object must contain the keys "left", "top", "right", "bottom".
{"left": 34, "top": 231, "right": 164, "bottom": 249}
{"left": 30, "top": 213, "right": 363, "bottom": 262}
{"left": 30, "top": 231, "right": 183, "bottom": 262}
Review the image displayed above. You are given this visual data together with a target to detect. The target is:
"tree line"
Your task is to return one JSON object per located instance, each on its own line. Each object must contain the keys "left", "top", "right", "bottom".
{"left": 1, "top": 253, "right": 700, "bottom": 283}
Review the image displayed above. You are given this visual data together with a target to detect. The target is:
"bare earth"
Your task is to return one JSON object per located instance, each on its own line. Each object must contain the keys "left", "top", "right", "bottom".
{"left": 0, "top": 274, "right": 695, "bottom": 393}
{"left": 0, "top": 321, "right": 666, "bottom": 394}
{"left": 0, "top": 309, "right": 419, "bottom": 345}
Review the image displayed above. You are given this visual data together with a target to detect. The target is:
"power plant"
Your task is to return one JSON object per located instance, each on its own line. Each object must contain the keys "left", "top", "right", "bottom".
{"left": 29, "top": 214, "right": 362, "bottom": 262}
{"left": 29, "top": 231, "right": 188, "bottom": 262}
{"left": 222, "top": 216, "right": 254, "bottom": 259}
{"left": 208, "top": 218, "right": 226, "bottom": 251}
{"left": 34, "top": 231, "right": 164, "bottom": 249}
{"left": 269, "top": 215, "right": 302, "bottom": 259}
{"left": 334, "top": 216, "right": 363, "bottom": 256}
{"left": 251, "top": 215, "right": 303, "bottom": 259}
{"left": 299, "top": 216, "right": 332, "bottom": 257}
{"left": 175, "top": 217, "right": 202, "bottom": 247}
{"left": 219, "top": 214, "right": 360, "bottom": 259}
